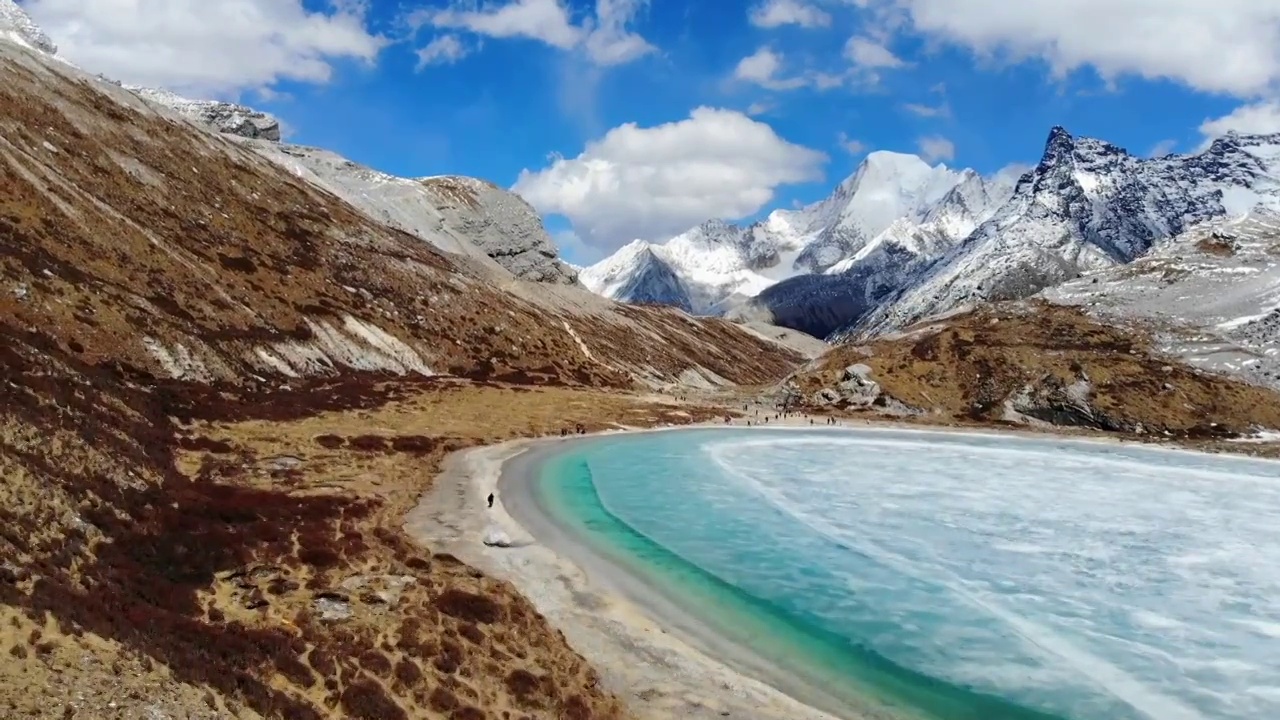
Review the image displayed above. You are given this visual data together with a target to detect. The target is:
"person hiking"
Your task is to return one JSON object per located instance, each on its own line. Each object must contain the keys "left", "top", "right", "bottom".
{"left": 487, "top": 493, "right": 495, "bottom": 508}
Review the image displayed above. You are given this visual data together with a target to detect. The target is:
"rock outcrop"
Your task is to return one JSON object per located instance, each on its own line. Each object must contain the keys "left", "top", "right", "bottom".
{"left": 136, "top": 116, "right": 580, "bottom": 284}
{"left": 418, "top": 176, "right": 578, "bottom": 285}
{"left": 122, "top": 85, "right": 283, "bottom": 141}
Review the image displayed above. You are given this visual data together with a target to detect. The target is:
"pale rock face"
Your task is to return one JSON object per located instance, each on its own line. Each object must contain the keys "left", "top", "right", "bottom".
{"left": 249, "top": 143, "right": 578, "bottom": 284}
{"left": 418, "top": 175, "right": 578, "bottom": 285}
{"left": 123, "top": 86, "right": 283, "bottom": 141}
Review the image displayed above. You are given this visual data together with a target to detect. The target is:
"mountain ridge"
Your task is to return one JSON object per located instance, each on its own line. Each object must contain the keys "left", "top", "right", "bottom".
{"left": 583, "top": 124, "right": 1280, "bottom": 344}
{"left": 581, "top": 150, "right": 1012, "bottom": 316}
{"left": 0, "top": 3, "right": 580, "bottom": 287}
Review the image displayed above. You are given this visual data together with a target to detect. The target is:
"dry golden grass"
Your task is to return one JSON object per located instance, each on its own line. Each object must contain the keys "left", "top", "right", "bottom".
{"left": 2, "top": 369, "right": 725, "bottom": 719}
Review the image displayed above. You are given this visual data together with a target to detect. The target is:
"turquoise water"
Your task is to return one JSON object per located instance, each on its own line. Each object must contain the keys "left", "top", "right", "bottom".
{"left": 530, "top": 428, "right": 1280, "bottom": 720}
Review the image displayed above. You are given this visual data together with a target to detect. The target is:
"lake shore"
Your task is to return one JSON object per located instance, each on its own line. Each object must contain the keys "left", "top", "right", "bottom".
{"left": 405, "top": 416, "right": 884, "bottom": 720}
{"left": 402, "top": 414, "right": 1276, "bottom": 720}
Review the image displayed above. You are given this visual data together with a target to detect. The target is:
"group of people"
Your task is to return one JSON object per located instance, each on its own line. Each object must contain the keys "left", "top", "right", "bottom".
{"left": 734, "top": 407, "right": 842, "bottom": 427}
{"left": 559, "top": 423, "right": 587, "bottom": 437}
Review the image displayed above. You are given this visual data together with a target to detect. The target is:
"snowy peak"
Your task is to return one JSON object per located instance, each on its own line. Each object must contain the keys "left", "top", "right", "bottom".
{"left": 579, "top": 240, "right": 692, "bottom": 311}
{"left": 818, "top": 151, "right": 960, "bottom": 236}
{"left": 854, "top": 127, "right": 1280, "bottom": 337}
{"left": 582, "top": 149, "right": 989, "bottom": 314}
{"left": 0, "top": 0, "right": 56, "bottom": 54}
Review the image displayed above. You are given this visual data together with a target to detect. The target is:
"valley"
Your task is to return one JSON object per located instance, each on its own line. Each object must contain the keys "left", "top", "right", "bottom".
{"left": 3, "top": 1, "right": 1280, "bottom": 718}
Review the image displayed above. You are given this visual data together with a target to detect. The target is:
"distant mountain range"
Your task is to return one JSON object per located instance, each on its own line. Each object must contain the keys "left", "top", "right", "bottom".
{"left": 581, "top": 127, "right": 1280, "bottom": 340}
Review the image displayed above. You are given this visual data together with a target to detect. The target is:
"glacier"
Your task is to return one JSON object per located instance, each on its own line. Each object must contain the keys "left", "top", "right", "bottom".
{"left": 562, "top": 428, "right": 1280, "bottom": 720}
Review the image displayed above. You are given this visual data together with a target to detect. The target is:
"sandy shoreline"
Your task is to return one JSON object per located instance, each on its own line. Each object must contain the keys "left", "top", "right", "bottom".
{"left": 405, "top": 418, "right": 868, "bottom": 720}
{"left": 402, "top": 417, "right": 1275, "bottom": 720}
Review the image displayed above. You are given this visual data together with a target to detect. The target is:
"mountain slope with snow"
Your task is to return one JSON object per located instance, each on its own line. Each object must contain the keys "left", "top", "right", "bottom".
{"left": 853, "top": 128, "right": 1280, "bottom": 337}
{"left": 0, "top": 3, "right": 578, "bottom": 287}
{"left": 1044, "top": 207, "right": 1280, "bottom": 390}
{"left": 591, "top": 124, "right": 1280, "bottom": 349}
{"left": 723, "top": 166, "right": 1020, "bottom": 336}
{"left": 0, "top": 0, "right": 55, "bottom": 54}
{"left": 122, "top": 85, "right": 283, "bottom": 141}
{"left": 583, "top": 152, "right": 987, "bottom": 314}
{"left": 579, "top": 240, "right": 693, "bottom": 311}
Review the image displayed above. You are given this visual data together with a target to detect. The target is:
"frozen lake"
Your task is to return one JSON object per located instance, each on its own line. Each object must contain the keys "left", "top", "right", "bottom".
{"left": 541, "top": 428, "right": 1280, "bottom": 720}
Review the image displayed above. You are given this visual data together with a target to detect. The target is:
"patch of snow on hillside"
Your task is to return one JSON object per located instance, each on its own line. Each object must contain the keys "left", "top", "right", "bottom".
{"left": 246, "top": 315, "right": 433, "bottom": 378}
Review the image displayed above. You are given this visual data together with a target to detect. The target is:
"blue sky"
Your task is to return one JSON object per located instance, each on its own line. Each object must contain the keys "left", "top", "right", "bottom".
{"left": 22, "top": 0, "right": 1280, "bottom": 264}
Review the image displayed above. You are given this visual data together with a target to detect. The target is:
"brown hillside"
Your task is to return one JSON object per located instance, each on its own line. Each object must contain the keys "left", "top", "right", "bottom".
{"left": 0, "top": 46, "right": 797, "bottom": 388}
{"left": 0, "top": 41, "right": 799, "bottom": 719}
{"left": 792, "top": 301, "right": 1280, "bottom": 441}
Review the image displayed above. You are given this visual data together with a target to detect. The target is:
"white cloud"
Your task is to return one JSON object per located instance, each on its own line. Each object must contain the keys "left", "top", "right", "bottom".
{"left": 748, "top": 0, "right": 831, "bottom": 29}
{"left": 1148, "top": 139, "right": 1178, "bottom": 157}
{"left": 583, "top": 0, "right": 655, "bottom": 65}
{"left": 412, "top": 0, "right": 654, "bottom": 66}
{"left": 733, "top": 46, "right": 845, "bottom": 90}
{"left": 552, "top": 228, "right": 604, "bottom": 265}
{"left": 994, "top": 162, "right": 1033, "bottom": 184}
{"left": 1198, "top": 101, "right": 1280, "bottom": 147}
{"left": 916, "top": 135, "right": 954, "bottom": 162}
{"left": 902, "top": 101, "right": 949, "bottom": 118}
{"left": 746, "top": 100, "right": 774, "bottom": 116}
{"left": 861, "top": 0, "right": 1280, "bottom": 97}
{"left": 512, "top": 107, "right": 827, "bottom": 250}
{"left": 837, "top": 132, "right": 866, "bottom": 154}
{"left": 21, "top": 0, "right": 386, "bottom": 97}
{"left": 734, "top": 47, "right": 806, "bottom": 90}
{"left": 844, "top": 35, "right": 905, "bottom": 69}
{"left": 422, "top": 0, "right": 579, "bottom": 48}
{"left": 416, "top": 35, "right": 470, "bottom": 68}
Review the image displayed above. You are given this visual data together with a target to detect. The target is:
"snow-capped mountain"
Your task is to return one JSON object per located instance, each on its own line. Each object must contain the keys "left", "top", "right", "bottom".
{"left": 726, "top": 166, "right": 1021, "bottom": 336}
{"left": 581, "top": 151, "right": 997, "bottom": 314}
{"left": 0, "top": 0, "right": 55, "bottom": 54}
{"left": 580, "top": 240, "right": 692, "bottom": 311}
{"left": 589, "top": 124, "right": 1280, "bottom": 343}
{"left": 853, "top": 127, "right": 1280, "bottom": 337}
